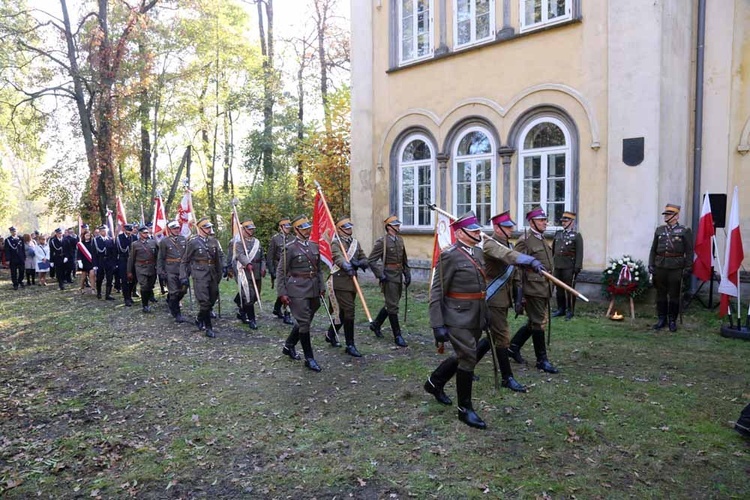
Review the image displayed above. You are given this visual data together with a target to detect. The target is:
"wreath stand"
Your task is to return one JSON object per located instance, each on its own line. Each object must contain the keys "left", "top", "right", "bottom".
{"left": 605, "top": 295, "right": 635, "bottom": 320}
{"left": 605, "top": 265, "right": 638, "bottom": 320}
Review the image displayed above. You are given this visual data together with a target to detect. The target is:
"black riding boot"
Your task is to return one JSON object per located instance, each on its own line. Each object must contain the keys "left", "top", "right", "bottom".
{"left": 552, "top": 295, "right": 566, "bottom": 317}
{"left": 532, "top": 329, "right": 558, "bottom": 373}
{"left": 343, "top": 319, "right": 361, "bottom": 357}
{"left": 96, "top": 280, "right": 103, "bottom": 299}
{"left": 204, "top": 312, "right": 215, "bottom": 338}
{"left": 272, "top": 297, "right": 283, "bottom": 318}
{"left": 653, "top": 301, "right": 667, "bottom": 330}
{"left": 300, "top": 330, "right": 321, "bottom": 372}
{"left": 424, "top": 356, "right": 457, "bottom": 405}
{"left": 668, "top": 301, "right": 679, "bottom": 332}
{"left": 105, "top": 283, "right": 115, "bottom": 301}
{"left": 283, "top": 325, "right": 301, "bottom": 360}
{"left": 389, "top": 313, "right": 407, "bottom": 347}
{"left": 498, "top": 349, "right": 527, "bottom": 392}
{"left": 246, "top": 304, "right": 257, "bottom": 330}
{"left": 173, "top": 295, "right": 187, "bottom": 323}
{"left": 508, "top": 325, "right": 532, "bottom": 364}
{"left": 370, "top": 307, "right": 388, "bottom": 338}
{"left": 141, "top": 291, "right": 151, "bottom": 313}
{"left": 326, "top": 323, "right": 342, "bottom": 347}
{"left": 456, "top": 369, "right": 486, "bottom": 429}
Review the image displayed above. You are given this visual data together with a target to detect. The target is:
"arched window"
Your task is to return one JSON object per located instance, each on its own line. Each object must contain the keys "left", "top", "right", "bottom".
{"left": 452, "top": 127, "right": 496, "bottom": 225}
{"left": 517, "top": 117, "right": 571, "bottom": 227}
{"left": 398, "top": 134, "right": 435, "bottom": 227}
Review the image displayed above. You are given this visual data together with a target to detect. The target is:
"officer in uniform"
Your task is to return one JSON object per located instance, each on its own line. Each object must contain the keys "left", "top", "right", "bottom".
{"left": 326, "top": 216, "right": 369, "bottom": 357}
{"left": 181, "top": 217, "right": 223, "bottom": 338}
{"left": 128, "top": 225, "right": 158, "bottom": 313}
{"left": 649, "top": 203, "right": 692, "bottom": 332}
{"left": 49, "top": 228, "right": 67, "bottom": 290}
{"left": 267, "top": 217, "right": 294, "bottom": 324}
{"left": 4, "top": 227, "right": 25, "bottom": 289}
{"left": 277, "top": 215, "right": 325, "bottom": 372}
{"left": 507, "top": 207, "right": 559, "bottom": 374}
{"left": 230, "top": 218, "right": 265, "bottom": 330}
{"left": 424, "top": 211, "right": 544, "bottom": 407}
{"left": 552, "top": 211, "right": 584, "bottom": 320}
{"left": 117, "top": 224, "right": 137, "bottom": 306}
{"left": 93, "top": 225, "right": 117, "bottom": 300}
{"left": 63, "top": 227, "right": 78, "bottom": 283}
{"left": 157, "top": 220, "right": 188, "bottom": 323}
{"left": 368, "top": 215, "right": 410, "bottom": 347}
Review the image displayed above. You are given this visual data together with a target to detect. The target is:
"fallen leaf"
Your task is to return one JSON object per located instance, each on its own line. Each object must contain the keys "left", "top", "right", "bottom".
{"left": 357, "top": 477, "right": 366, "bottom": 486}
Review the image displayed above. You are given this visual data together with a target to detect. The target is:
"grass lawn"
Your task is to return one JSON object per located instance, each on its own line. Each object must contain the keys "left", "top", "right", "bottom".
{"left": 1, "top": 273, "right": 749, "bottom": 499}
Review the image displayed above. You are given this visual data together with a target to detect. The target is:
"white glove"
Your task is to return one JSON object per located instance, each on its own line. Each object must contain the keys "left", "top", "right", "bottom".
{"left": 93, "top": 266, "right": 98, "bottom": 272}
{"left": 50, "top": 262, "right": 54, "bottom": 268}
{"left": 63, "top": 258, "right": 68, "bottom": 263}
{"left": 77, "top": 260, "right": 83, "bottom": 269}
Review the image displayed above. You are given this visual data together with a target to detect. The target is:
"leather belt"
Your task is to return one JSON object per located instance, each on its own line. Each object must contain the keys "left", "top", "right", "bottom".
{"left": 446, "top": 291, "right": 485, "bottom": 300}
{"left": 194, "top": 259, "right": 215, "bottom": 264}
{"left": 385, "top": 263, "right": 403, "bottom": 269}
{"left": 136, "top": 260, "right": 155, "bottom": 265}
{"left": 166, "top": 258, "right": 181, "bottom": 262}
{"left": 291, "top": 271, "right": 317, "bottom": 278}
{"left": 657, "top": 252, "right": 683, "bottom": 257}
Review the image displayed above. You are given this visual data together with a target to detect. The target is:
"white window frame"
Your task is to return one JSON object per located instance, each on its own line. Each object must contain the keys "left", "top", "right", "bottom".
{"left": 398, "top": 134, "right": 436, "bottom": 229}
{"left": 519, "top": 0, "right": 572, "bottom": 33}
{"left": 453, "top": 0, "right": 496, "bottom": 49}
{"left": 451, "top": 126, "right": 497, "bottom": 228}
{"left": 398, "top": 0, "right": 435, "bottom": 65}
{"left": 516, "top": 116, "right": 572, "bottom": 230}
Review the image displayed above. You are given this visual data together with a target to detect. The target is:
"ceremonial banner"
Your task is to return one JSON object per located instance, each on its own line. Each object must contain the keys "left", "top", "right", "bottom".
{"left": 719, "top": 186, "right": 744, "bottom": 318}
{"left": 693, "top": 193, "right": 714, "bottom": 282}
{"left": 178, "top": 191, "right": 193, "bottom": 237}
{"left": 311, "top": 192, "right": 335, "bottom": 269}
{"left": 153, "top": 196, "right": 167, "bottom": 240}
{"left": 116, "top": 196, "right": 128, "bottom": 229}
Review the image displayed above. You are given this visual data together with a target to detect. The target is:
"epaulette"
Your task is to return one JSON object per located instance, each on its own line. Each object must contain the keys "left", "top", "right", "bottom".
{"left": 285, "top": 240, "right": 296, "bottom": 247}
{"left": 444, "top": 244, "right": 459, "bottom": 253}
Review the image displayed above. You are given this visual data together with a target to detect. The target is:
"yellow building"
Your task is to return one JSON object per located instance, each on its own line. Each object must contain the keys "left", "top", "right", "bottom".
{"left": 350, "top": 0, "right": 750, "bottom": 277}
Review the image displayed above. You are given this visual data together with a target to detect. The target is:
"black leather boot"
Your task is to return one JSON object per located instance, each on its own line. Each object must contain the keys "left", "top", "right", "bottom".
{"left": 246, "top": 304, "right": 257, "bottom": 330}
{"left": 141, "top": 292, "right": 151, "bottom": 313}
{"left": 498, "top": 348, "right": 527, "bottom": 392}
{"left": 508, "top": 325, "right": 532, "bottom": 364}
{"left": 173, "top": 302, "right": 187, "bottom": 323}
{"left": 236, "top": 310, "right": 248, "bottom": 323}
{"left": 300, "top": 331, "right": 321, "bottom": 372}
{"left": 389, "top": 314, "right": 407, "bottom": 347}
{"left": 343, "top": 319, "right": 362, "bottom": 357}
{"left": 325, "top": 323, "right": 342, "bottom": 347}
{"left": 532, "top": 329, "right": 558, "bottom": 373}
{"left": 283, "top": 325, "right": 301, "bottom": 360}
{"left": 370, "top": 307, "right": 387, "bottom": 338}
{"left": 424, "top": 356, "right": 457, "bottom": 405}
{"left": 282, "top": 310, "right": 294, "bottom": 325}
{"left": 272, "top": 297, "right": 283, "bottom": 318}
{"left": 668, "top": 301, "right": 679, "bottom": 332}
{"left": 653, "top": 301, "right": 667, "bottom": 330}
{"left": 551, "top": 295, "right": 566, "bottom": 317}
{"left": 456, "top": 369, "right": 486, "bottom": 429}
{"left": 105, "top": 283, "right": 115, "bottom": 301}
{"left": 204, "top": 312, "right": 216, "bottom": 338}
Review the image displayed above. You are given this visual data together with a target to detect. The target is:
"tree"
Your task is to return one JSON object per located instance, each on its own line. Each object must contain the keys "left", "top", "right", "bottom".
{"left": 311, "top": 0, "right": 349, "bottom": 134}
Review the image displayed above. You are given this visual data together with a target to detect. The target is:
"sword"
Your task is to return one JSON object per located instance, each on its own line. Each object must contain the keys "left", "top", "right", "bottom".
{"left": 320, "top": 292, "right": 339, "bottom": 345}
{"left": 403, "top": 283, "right": 409, "bottom": 324}
{"left": 487, "top": 332, "right": 499, "bottom": 391}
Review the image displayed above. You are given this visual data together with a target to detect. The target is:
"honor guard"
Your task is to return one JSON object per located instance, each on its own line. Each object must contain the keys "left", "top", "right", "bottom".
{"left": 93, "top": 225, "right": 117, "bottom": 300}
{"left": 127, "top": 226, "right": 159, "bottom": 313}
{"left": 267, "top": 218, "right": 294, "bottom": 324}
{"left": 63, "top": 227, "right": 78, "bottom": 284}
{"left": 157, "top": 221, "right": 188, "bottom": 323}
{"left": 230, "top": 218, "right": 265, "bottom": 330}
{"left": 648, "top": 203, "right": 692, "bottom": 332}
{"left": 277, "top": 215, "right": 325, "bottom": 372}
{"left": 181, "top": 217, "right": 224, "bottom": 338}
{"left": 49, "top": 228, "right": 67, "bottom": 290}
{"left": 326, "top": 217, "right": 369, "bottom": 357}
{"left": 367, "top": 215, "right": 410, "bottom": 347}
{"left": 117, "top": 224, "right": 137, "bottom": 306}
{"left": 508, "top": 207, "right": 559, "bottom": 374}
{"left": 552, "top": 211, "right": 584, "bottom": 320}
{"left": 4, "top": 227, "right": 25, "bottom": 290}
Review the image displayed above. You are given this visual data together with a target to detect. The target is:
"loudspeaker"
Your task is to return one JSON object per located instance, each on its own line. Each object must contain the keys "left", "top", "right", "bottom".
{"left": 706, "top": 193, "right": 727, "bottom": 228}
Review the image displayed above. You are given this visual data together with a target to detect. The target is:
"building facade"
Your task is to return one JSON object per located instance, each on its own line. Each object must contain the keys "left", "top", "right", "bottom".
{"left": 351, "top": 0, "right": 750, "bottom": 275}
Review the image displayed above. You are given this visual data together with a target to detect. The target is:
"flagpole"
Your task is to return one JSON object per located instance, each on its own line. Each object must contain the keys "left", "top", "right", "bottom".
{"left": 427, "top": 203, "right": 589, "bottom": 303}
{"left": 313, "top": 181, "right": 372, "bottom": 322}
{"left": 231, "top": 198, "right": 262, "bottom": 310}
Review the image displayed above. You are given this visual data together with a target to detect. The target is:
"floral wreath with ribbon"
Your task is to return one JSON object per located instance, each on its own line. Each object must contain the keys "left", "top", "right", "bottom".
{"left": 601, "top": 255, "right": 650, "bottom": 299}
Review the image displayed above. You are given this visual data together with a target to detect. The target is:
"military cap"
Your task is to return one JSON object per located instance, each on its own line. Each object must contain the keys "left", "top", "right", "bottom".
{"left": 662, "top": 203, "right": 680, "bottom": 215}
{"left": 384, "top": 215, "right": 401, "bottom": 226}
{"left": 561, "top": 211, "right": 576, "bottom": 221}
{"left": 98, "top": 225, "right": 108, "bottom": 231}
{"left": 123, "top": 224, "right": 134, "bottom": 231}
{"left": 138, "top": 225, "right": 150, "bottom": 233}
{"left": 278, "top": 218, "right": 291, "bottom": 227}
{"left": 241, "top": 219, "right": 256, "bottom": 229}
{"left": 81, "top": 223, "right": 90, "bottom": 230}
{"left": 490, "top": 211, "right": 515, "bottom": 227}
{"left": 451, "top": 211, "right": 482, "bottom": 230}
{"left": 196, "top": 217, "right": 213, "bottom": 230}
{"left": 291, "top": 214, "right": 312, "bottom": 230}
{"left": 8, "top": 226, "right": 16, "bottom": 232}
{"left": 54, "top": 227, "right": 63, "bottom": 234}
{"left": 526, "top": 206, "right": 547, "bottom": 221}
{"left": 167, "top": 220, "right": 180, "bottom": 229}
{"left": 336, "top": 217, "right": 353, "bottom": 230}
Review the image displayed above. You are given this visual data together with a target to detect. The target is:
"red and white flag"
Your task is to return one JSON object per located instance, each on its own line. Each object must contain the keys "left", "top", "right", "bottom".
{"left": 693, "top": 193, "right": 715, "bottom": 282}
{"left": 116, "top": 196, "right": 128, "bottom": 230}
{"left": 430, "top": 211, "right": 456, "bottom": 288}
{"left": 311, "top": 192, "right": 335, "bottom": 269}
{"left": 718, "top": 186, "right": 744, "bottom": 318}
{"left": 177, "top": 191, "right": 193, "bottom": 237}
{"left": 76, "top": 241, "right": 93, "bottom": 263}
{"left": 105, "top": 207, "right": 115, "bottom": 236}
{"left": 152, "top": 196, "right": 167, "bottom": 240}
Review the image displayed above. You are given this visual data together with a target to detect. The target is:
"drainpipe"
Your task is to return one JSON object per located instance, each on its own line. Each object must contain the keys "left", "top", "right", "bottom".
{"left": 691, "top": 0, "right": 706, "bottom": 234}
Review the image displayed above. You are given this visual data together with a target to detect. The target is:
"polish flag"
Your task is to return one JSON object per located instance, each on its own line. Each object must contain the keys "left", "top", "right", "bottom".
{"left": 116, "top": 196, "right": 128, "bottom": 230}
{"left": 692, "top": 193, "right": 715, "bottom": 282}
{"left": 311, "top": 192, "right": 335, "bottom": 269}
{"left": 177, "top": 191, "right": 193, "bottom": 237}
{"left": 718, "top": 186, "right": 744, "bottom": 318}
{"left": 152, "top": 196, "right": 167, "bottom": 240}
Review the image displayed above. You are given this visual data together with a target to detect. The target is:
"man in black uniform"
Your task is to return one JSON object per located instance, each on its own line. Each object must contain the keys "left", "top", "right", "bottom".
{"left": 649, "top": 203, "right": 692, "bottom": 332}
{"left": 93, "top": 225, "right": 117, "bottom": 300}
{"left": 116, "top": 224, "right": 136, "bottom": 306}
{"left": 49, "top": 228, "right": 67, "bottom": 290}
{"left": 267, "top": 218, "right": 294, "bottom": 324}
{"left": 277, "top": 215, "right": 325, "bottom": 372}
{"left": 552, "top": 211, "right": 583, "bottom": 320}
{"left": 63, "top": 227, "right": 78, "bottom": 283}
{"left": 4, "top": 227, "right": 25, "bottom": 289}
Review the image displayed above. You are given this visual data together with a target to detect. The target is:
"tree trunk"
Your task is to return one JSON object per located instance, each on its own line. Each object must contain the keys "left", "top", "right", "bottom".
{"left": 314, "top": 0, "right": 331, "bottom": 133}
{"left": 256, "top": 0, "right": 274, "bottom": 178}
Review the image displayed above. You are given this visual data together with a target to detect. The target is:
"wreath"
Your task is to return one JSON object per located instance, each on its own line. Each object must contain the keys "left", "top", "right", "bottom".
{"left": 601, "top": 255, "right": 649, "bottom": 299}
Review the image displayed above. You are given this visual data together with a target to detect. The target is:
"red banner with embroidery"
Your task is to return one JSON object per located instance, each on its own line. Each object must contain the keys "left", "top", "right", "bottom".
{"left": 311, "top": 192, "right": 335, "bottom": 270}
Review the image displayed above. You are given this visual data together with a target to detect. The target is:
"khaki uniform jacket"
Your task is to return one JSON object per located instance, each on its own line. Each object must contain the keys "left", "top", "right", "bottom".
{"left": 276, "top": 239, "right": 324, "bottom": 299}
{"left": 484, "top": 235, "right": 523, "bottom": 308}
{"left": 515, "top": 231, "right": 553, "bottom": 298}
{"left": 128, "top": 238, "right": 158, "bottom": 278}
{"left": 331, "top": 236, "right": 366, "bottom": 292}
{"left": 180, "top": 236, "right": 223, "bottom": 283}
{"left": 552, "top": 230, "right": 583, "bottom": 270}
{"left": 233, "top": 237, "right": 265, "bottom": 280}
{"left": 649, "top": 224, "right": 693, "bottom": 270}
{"left": 429, "top": 243, "right": 487, "bottom": 330}
{"left": 368, "top": 234, "right": 410, "bottom": 282}
{"left": 157, "top": 235, "right": 187, "bottom": 276}
{"left": 267, "top": 232, "right": 293, "bottom": 277}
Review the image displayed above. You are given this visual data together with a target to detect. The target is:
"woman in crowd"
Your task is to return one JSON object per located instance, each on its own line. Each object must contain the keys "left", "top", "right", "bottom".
{"left": 78, "top": 230, "right": 96, "bottom": 294}
{"left": 23, "top": 233, "right": 37, "bottom": 286}
{"left": 34, "top": 234, "right": 50, "bottom": 286}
